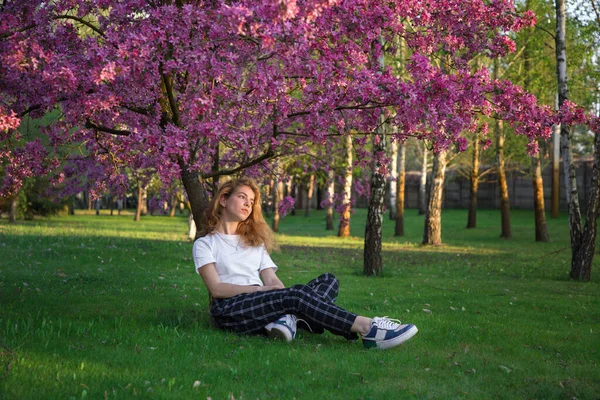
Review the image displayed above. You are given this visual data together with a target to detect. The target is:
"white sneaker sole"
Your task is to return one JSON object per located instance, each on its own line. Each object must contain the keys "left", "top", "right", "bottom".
{"left": 376, "top": 325, "right": 418, "bottom": 350}
{"left": 265, "top": 324, "right": 294, "bottom": 342}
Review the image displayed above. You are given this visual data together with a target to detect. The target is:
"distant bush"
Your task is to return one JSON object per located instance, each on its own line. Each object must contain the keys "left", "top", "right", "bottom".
{"left": 0, "top": 177, "right": 69, "bottom": 219}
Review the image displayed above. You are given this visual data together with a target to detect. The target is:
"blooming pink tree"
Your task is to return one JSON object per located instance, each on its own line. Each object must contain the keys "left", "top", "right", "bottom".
{"left": 0, "top": 0, "right": 562, "bottom": 232}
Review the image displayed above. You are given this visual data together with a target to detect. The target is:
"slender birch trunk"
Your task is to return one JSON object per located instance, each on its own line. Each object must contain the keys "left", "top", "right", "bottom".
{"left": 524, "top": 18, "right": 549, "bottom": 242}
{"left": 305, "top": 174, "right": 315, "bottom": 217}
{"left": 364, "top": 114, "right": 387, "bottom": 276}
{"left": 338, "top": 134, "right": 353, "bottom": 237}
{"left": 272, "top": 179, "right": 283, "bottom": 232}
{"left": 389, "top": 139, "right": 398, "bottom": 220}
{"left": 467, "top": 138, "right": 480, "bottom": 229}
{"left": 551, "top": 96, "right": 561, "bottom": 218}
{"left": 418, "top": 143, "right": 428, "bottom": 215}
{"left": 494, "top": 60, "right": 512, "bottom": 239}
{"left": 169, "top": 194, "right": 177, "bottom": 217}
{"left": 134, "top": 186, "right": 143, "bottom": 221}
{"left": 532, "top": 146, "right": 549, "bottom": 241}
{"left": 9, "top": 195, "right": 17, "bottom": 223}
{"left": 423, "top": 150, "right": 447, "bottom": 245}
{"left": 326, "top": 169, "right": 335, "bottom": 230}
{"left": 296, "top": 183, "right": 304, "bottom": 211}
{"left": 395, "top": 141, "right": 406, "bottom": 236}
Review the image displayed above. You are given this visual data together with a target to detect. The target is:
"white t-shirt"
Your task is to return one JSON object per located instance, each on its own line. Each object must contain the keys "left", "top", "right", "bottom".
{"left": 192, "top": 232, "right": 277, "bottom": 286}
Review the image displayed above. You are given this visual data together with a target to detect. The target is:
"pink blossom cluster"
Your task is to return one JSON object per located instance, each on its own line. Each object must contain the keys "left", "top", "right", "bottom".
{"left": 0, "top": 139, "right": 52, "bottom": 197}
{"left": 277, "top": 195, "right": 296, "bottom": 217}
{"left": 0, "top": 108, "right": 20, "bottom": 136}
{"left": 0, "top": 0, "right": 584, "bottom": 198}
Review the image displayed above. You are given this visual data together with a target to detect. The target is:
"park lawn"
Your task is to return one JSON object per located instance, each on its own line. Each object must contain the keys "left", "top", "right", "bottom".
{"left": 0, "top": 209, "right": 598, "bottom": 399}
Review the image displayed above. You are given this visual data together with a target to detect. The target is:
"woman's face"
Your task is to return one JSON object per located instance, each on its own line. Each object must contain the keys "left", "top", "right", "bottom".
{"left": 220, "top": 185, "right": 255, "bottom": 222}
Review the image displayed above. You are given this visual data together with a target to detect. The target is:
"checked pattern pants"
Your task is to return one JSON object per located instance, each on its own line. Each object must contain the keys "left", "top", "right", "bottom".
{"left": 209, "top": 273, "right": 358, "bottom": 340}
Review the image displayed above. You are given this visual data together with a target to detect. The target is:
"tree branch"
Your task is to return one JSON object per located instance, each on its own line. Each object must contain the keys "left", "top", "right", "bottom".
{"left": 159, "top": 65, "right": 182, "bottom": 127}
{"left": 120, "top": 104, "right": 152, "bottom": 116}
{"left": 18, "top": 104, "right": 43, "bottom": 118}
{"left": 85, "top": 120, "right": 131, "bottom": 136}
{"left": 54, "top": 15, "right": 106, "bottom": 38}
{"left": 534, "top": 24, "right": 556, "bottom": 40}
{"left": 286, "top": 102, "right": 384, "bottom": 118}
{"left": 0, "top": 23, "right": 36, "bottom": 40}
{"left": 201, "top": 148, "right": 275, "bottom": 179}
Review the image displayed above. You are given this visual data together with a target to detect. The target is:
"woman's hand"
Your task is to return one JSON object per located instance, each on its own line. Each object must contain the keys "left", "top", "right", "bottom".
{"left": 260, "top": 268, "right": 285, "bottom": 289}
{"left": 260, "top": 283, "right": 285, "bottom": 291}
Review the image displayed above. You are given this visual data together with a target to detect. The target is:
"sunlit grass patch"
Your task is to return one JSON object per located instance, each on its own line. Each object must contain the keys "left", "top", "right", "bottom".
{"left": 0, "top": 209, "right": 598, "bottom": 399}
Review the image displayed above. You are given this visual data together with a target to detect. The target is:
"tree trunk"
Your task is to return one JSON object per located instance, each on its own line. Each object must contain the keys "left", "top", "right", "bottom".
{"left": 8, "top": 195, "right": 17, "bottom": 223}
{"left": 169, "top": 194, "right": 177, "bottom": 217}
{"left": 134, "top": 186, "right": 143, "bottom": 221}
{"left": 316, "top": 184, "right": 323, "bottom": 210}
{"left": 263, "top": 179, "right": 273, "bottom": 218}
{"left": 180, "top": 164, "right": 211, "bottom": 238}
{"left": 364, "top": 115, "right": 387, "bottom": 276}
{"left": 494, "top": 60, "right": 512, "bottom": 239}
{"left": 95, "top": 198, "right": 101, "bottom": 216}
{"left": 467, "top": 138, "right": 480, "bottom": 229}
{"left": 87, "top": 189, "right": 92, "bottom": 210}
{"left": 555, "top": 0, "right": 593, "bottom": 280}
{"left": 532, "top": 146, "right": 549, "bottom": 241}
{"left": 418, "top": 143, "right": 428, "bottom": 215}
{"left": 326, "top": 169, "right": 335, "bottom": 230}
{"left": 187, "top": 210, "right": 196, "bottom": 240}
{"left": 389, "top": 139, "right": 398, "bottom": 220}
{"left": 423, "top": 150, "right": 447, "bottom": 246}
{"left": 551, "top": 99, "right": 561, "bottom": 218}
{"left": 524, "top": 18, "right": 549, "bottom": 242}
{"left": 272, "top": 179, "right": 283, "bottom": 232}
{"left": 296, "top": 182, "right": 304, "bottom": 211}
{"left": 290, "top": 182, "right": 297, "bottom": 216}
{"left": 305, "top": 174, "right": 314, "bottom": 217}
{"left": 570, "top": 131, "right": 600, "bottom": 280}
{"left": 395, "top": 141, "right": 406, "bottom": 236}
{"left": 338, "top": 134, "right": 353, "bottom": 237}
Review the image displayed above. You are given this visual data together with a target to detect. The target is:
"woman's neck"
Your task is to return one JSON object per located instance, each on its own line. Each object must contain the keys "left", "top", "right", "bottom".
{"left": 215, "top": 221, "right": 239, "bottom": 235}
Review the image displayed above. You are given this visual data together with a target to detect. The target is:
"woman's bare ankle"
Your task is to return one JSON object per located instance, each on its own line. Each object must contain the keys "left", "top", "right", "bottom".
{"left": 350, "top": 316, "right": 372, "bottom": 335}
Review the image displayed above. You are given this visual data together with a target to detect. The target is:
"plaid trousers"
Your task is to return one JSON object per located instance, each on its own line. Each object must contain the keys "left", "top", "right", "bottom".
{"left": 210, "top": 273, "right": 358, "bottom": 340}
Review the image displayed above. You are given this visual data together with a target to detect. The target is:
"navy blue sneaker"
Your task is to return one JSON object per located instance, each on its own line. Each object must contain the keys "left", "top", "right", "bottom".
{"left": 265, "top": 314, "right": 297, "bottom": 342}
{"left": 361, "top": 317, "right": 418, "bottom": 349}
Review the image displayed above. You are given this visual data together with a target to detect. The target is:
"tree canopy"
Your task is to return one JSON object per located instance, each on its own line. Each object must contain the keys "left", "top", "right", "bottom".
{"left": 1, "top": 0, "right": 595, "bottom": 223}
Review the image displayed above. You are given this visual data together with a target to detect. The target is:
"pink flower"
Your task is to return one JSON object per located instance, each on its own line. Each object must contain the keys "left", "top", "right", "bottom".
{"left": 277, "top": 196, "right": 295, "bottom": 217}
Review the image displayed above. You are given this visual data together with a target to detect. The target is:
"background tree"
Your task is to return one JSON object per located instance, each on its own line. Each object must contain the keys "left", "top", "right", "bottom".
{"left": 395, "top": 137, "right": 407, "bottom": 236}
{"left": 418, "top": 142, "right": 429, "bottom": 215}
{"left": 364, "top": 112, "right": 388, "bottom": 276}
{"left": 522, "top": 0, "right": 549, "bottom": 241}
{"left": 423, "top": 150, "right": 448, "bottom": 246}
{"left": 338, "top": 135, "right": 354, "bottom": 238}
{"left": 555, "top": 0, "right": 600, "bottom": 281}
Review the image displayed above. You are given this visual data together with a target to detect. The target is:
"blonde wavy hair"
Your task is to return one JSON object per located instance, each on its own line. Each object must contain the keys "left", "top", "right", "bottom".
{"left": 200, "top": 178, "right": 277, "bottom": 253}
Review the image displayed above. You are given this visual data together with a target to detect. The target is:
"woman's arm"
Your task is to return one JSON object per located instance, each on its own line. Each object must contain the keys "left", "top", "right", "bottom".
{"left": 198, "top": 263, "right": 281, "bottom": 299}
{"left": 260, "top": 267, "right": 285, "bottom": 289}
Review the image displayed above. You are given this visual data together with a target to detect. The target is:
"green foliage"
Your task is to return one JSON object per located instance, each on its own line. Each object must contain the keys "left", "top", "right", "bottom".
{"left": 0, "top": 210, "right": 598, "bottom": 399}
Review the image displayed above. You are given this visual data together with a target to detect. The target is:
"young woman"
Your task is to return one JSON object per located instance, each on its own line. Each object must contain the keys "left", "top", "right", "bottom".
{"left": 192, "top": 178, "right": 418, "bottom": 349}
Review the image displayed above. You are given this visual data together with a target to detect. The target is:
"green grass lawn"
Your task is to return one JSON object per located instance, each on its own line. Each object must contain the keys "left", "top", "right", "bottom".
{"left": 0, "top": 208, "right": 598, "bottom": 399}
